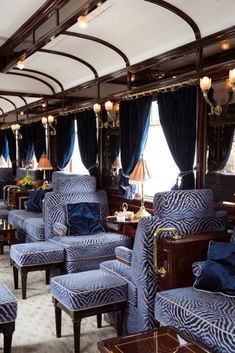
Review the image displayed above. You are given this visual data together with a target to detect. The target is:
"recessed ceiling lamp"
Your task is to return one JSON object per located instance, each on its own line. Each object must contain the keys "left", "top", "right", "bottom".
{"left": 130, "top": 73, "right": 136, "bottom": 82}
{"left": 20, "top": 111, "right": 24, "bottom": 116}
{"left": 77, "top": 15, "right": 88, "bottom": 29}
{"left": 97, "top": 1, "right": 102, "bottom": 6}
{"left": 220, "top": 39, "right": 230, "bottom": 50}
{"left": 41, "top": 101, "right": 47, "bottom": 108}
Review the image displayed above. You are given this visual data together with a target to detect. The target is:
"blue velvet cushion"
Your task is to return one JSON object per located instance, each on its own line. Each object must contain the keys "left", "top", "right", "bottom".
{"left": 194, "top": 241, "right": 235, "bottom": 296}
{"left": 67, "top": 202, "right": 104, "bottom": 236}
{"left": 26, "top": 189, "right": 52, "bottom": 213}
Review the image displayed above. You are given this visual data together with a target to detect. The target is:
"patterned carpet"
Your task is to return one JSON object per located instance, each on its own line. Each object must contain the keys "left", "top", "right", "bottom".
{"left": 0, "top": 247, "right": 116, "bottom": 353}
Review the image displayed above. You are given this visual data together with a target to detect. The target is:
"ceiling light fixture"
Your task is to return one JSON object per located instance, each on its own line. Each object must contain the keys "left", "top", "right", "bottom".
{"left": 200, "top": 69, "right": 235, "bottom": 117}
{"left": 130, "top": 73, "right": 136, "bottom": 82}
{"left": 16, "top": 53, "right": 26, "bottom": 70}
{"left": 77, "top": 15, "right": 88, "bottom": 29}
{"left": 93, "top": 103, "right": 103, "bottom": 128}
{"left": 220, "top": 39, "right": 230, "bottom": 50}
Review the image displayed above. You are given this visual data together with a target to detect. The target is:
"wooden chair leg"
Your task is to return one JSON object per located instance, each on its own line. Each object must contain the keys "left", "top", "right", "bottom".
{"left": 73, "top": 319, "right": 81, "bottom": 353}
{"left": 55, "top": 301, "right": 62, "bottom": 338}
{"left": 116, "top": 309, "right": 124, "bottom": 336}
{"left": 97, "top": 313, "right": 102, "bottom": 328}
{"left": 13, "top": 265, "right": 18, "bottom": 289}
{"left": 21, "top": 270, "right": 27, "bottom": 299}
{"left": 3, "top": 321, "right": 15, "bottom": 353}
{"left": 45, "top": 269, "right": 50, "bottom": 285}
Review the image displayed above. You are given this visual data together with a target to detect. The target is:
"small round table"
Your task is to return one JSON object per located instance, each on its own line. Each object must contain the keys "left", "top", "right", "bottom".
{"left": 106, "top": 216, "right": 139, "bottom": 239}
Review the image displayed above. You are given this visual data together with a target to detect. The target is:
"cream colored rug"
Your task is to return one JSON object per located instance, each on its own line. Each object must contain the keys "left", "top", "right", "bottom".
{"left": 0, "top": 247, "right": 116, "bottom": 353}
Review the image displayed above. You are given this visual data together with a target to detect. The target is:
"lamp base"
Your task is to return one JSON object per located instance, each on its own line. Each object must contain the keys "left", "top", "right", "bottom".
{"left": 134, "top": 205, "right": 151, "bottom": 219}
{"left": 41, "top": 181, "right": 48, "bottom": 190}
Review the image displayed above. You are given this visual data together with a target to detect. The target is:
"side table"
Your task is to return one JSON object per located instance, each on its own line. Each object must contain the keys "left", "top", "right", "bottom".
{"left": 0, "top": 219, "right": 16, "bottom": 255}
{"left": 97, "top": 327, "right": 207, "bottom": 353}
{"left": 106, "top": 216, "right": 139, "bottom": 239}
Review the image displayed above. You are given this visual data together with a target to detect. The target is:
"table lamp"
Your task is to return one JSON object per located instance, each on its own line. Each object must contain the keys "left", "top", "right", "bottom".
{"left": 37, "top": 153, "right": 53, "bottom": 190}
{"left": 130, "top": 156, "right": 152, "bottom": 219}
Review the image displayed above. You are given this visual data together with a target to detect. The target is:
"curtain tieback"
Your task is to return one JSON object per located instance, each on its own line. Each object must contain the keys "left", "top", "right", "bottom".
{"left": 88, "top": 163, "right": 98, "bottom": 171}
{"left": 178, "top": 168, "right": 195, "bottom": 178}
{"left": 121, "top": 171, "right": 130, "bottom": 178}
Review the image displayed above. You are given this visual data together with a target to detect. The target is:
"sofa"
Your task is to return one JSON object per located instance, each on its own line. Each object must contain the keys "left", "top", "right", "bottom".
{"left": 155, "top": 232, "right": 235, "bottom": 353}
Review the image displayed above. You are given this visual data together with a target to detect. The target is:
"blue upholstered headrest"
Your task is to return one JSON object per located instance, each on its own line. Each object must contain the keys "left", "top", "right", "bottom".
{"left": 53, "top": 175, "right": 96, "bottom": 194}
{"left": 153, "top": 189, "right": 214, "bottom": 218}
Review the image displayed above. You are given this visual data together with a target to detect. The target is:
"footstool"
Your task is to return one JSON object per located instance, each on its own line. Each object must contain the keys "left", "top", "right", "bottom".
{"left": 10, "top": 241, "right": 65, "bottom": 299}
{"left": 51, "top": 269, "right": 128, "bottom": 353}
{"left": 0, "top": 283, "right": 17, "bottom": 353}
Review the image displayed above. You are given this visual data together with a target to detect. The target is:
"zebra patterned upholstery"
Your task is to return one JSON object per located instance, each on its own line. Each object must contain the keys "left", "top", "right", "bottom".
{"left": 153, "top": 189, "right": 214, "bottom": 218}
{"left": 51, "top": 269, "right": 127, "bottom": 311}
{"left": 115, "top": 246, "right": 132, "bottom": 265}
{"left": 155, "top": 287, "right": 235, "bottom": 353}
{"left": 10, "top": 241, "right": 64, "bottom": 267}
{"left": 52, "top": 175, "right": 96, "bottom": 194}
{"left": 8, "top": 209, "right": 43, "bottom": 231}
{"left": 23, "top": 218, "right": 45, "bottom": 241}
{"left": 44, "top": 176, "right": 131, "bottom": 273}
{"left": 97, "top": 189, "right": 227, "bottom": 334}
{"left": 0, "top": 283, "right": 17, "bottom": 324}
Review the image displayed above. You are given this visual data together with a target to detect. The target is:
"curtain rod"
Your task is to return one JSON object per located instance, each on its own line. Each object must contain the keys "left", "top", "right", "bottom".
{"left": 122, "top": 78, "right": 199, "bottom": 100}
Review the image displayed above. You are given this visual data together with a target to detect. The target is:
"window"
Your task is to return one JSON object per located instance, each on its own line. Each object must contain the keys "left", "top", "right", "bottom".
{"left": 64, "top": 120, "right": 88, "bottom": 174}
{"left": 220, "top": 130, "right": 235, "bottom": 174}
{"left": 143, "top": 101, "right": 179, "bottom": 197}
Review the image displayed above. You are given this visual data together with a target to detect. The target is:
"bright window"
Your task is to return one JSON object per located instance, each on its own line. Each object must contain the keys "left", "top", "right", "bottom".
{"left": 64, "top": 120, "right": 88, "bottom": 174}
{"left": 143, "top": 101, "right": 179, "bottom": 197}
{"left": 220, "top": 130, "right": 235, "bottom": 174}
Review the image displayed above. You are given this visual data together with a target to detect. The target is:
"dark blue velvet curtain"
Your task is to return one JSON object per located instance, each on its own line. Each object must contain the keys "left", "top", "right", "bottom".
{"left": 207, "top": 124, "right": 235, "bottom": 172}
{"left": 5, "top": 129, "right": 16, "bottom": 175}
{"left": 56, "top": 115, "right": 75, "bottom": 169}
{"left": 76, "top": 110, "right": 98, "bottom": 177}
{"left": 30, "top": 122, "right": 46, "bottom": 161}
{"left": 0, "top": 130, "right": 9, "bottom": 161}
{"left": 20, "top": 124, "right": 34, "bottom": 164}
{"left": 119, "top": 96, "right": 152, "bottom": 193}
{"left": 158, "top": 85, "right": 197, "bottom": 190}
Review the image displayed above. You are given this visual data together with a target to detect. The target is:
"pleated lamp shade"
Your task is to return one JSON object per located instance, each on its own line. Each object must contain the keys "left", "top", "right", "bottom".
{"left": 37, "top": 153, "right": 53, "bottom": 170}
{"left": 130, "top": 158, "right": 152, "bottom": 183}
{"left": 112, "top": 157, "right": 121, "bottom": 170}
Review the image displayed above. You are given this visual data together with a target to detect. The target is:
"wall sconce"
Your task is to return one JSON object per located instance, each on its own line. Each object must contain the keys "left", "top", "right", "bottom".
{"left": 93, "top": 103, "right": 104, "bottom": 128}
{"left": 41, "top": 115, "right": 56, "bottom": 135}
{"left": 11, "top": 123, "right": 22, "bottom": 139}
{"left": 104, "top": 100, "right": 119, "bottom": 128}
{"left": 200, "top": 69, "right": 235, "bottom": 117}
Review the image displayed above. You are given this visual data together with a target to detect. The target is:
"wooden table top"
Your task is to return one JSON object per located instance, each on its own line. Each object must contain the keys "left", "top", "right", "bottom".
{"left": 97, "top": 327, "right": 207, "bottom": 353}
{"left": 106, "top": 216, "right": 139, "bottom": 225}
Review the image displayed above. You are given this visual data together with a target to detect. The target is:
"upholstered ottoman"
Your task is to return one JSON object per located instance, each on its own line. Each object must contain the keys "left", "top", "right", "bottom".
{"left": 0, "top": 283, "right": 17, "bottom": 353}
{"left": 51, "top": 269, "right": 127, "bottom": 353}
{"left": 10, "top": 241, "right": 65, "bottom": 299}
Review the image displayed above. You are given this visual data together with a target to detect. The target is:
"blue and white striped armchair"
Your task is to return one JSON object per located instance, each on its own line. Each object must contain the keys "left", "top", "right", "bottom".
{"left": 100, "top": 188, "right": 227, "bottom": 334}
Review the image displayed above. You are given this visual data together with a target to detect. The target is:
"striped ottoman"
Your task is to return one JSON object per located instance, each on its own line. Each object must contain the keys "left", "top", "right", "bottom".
{"left": 0, "top": 283, "right": 17, "bottom": 353}
{"left": 10, "top": 241, "right": 65, "bottom": 299}
{"left": 51, "top": 269, "right": 127, "bottom": 353}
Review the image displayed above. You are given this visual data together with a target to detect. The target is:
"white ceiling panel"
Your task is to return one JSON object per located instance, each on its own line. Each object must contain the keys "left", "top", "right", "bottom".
{"left": 45, "top": 34, "right": 126, "bottom": 77}
{"left": 168, "top": 0, "right": 235, "bottom": 37}
{"left": 25, "top": 52, "right": 95, "bottom": 90}
{"left": 69, "top": 0, "right": 195, "bottom": 65}
{"left": 0, "top": 0, "right": 47, "bottom": 43}
{"left": 0, "top": 73, "right": 52, "bottom": 95}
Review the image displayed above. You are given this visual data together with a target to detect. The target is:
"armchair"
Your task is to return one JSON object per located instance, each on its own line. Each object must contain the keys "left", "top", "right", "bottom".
{"left": 100, "top": 189, "right": 227, "bottom": 334}
{"left": 44, "top": 175, "right": 131, "bottom": 273}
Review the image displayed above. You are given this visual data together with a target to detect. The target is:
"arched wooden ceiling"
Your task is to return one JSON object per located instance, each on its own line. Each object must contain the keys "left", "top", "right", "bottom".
{"left": 0, "top": 0, "right": 235, "bottom": 124}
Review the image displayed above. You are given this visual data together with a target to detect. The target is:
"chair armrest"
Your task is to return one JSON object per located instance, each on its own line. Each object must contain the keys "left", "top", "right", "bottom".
{"left": 115, "top": 246, "right": 132, "bottom": 266}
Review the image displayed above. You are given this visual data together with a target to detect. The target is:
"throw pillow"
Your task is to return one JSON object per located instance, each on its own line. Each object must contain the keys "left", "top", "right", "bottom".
{"left": 194, "top": 241, "right": 235, "bottom": 296}
{"left": 26, "top": 188, "right": 52, "bottom": 213}
{"left": 67, "top": 202, "right": 104, "bottom": 236}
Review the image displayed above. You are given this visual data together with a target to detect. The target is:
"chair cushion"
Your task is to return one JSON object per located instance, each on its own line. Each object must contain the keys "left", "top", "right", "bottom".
{"left": 23, "top": 217, "right": 45, "bottom": 241}
{"left": 100, "top": 260, "right": 137, "bottom": 307}
{"left": 10, "top": 241, "right": 64, "bottom": 266}
{"left": 51, "top": 269, "right": 127, "bottom": 311}
{"left": 49, "top": 232, "right": 131, "bottom": 273}
{"left": 53, "top": 175, "right": 96, "bottom": 193}
{"left": 0, "top": 283, "right": 17, "bottom": 324}
{"left": 67, "top": 202, "right": 104, "bottom": 236}
{"left": 155, "top": 287, "right": 235, "bottom": 353}
{"left": 194, "top": 241, "right": 235, "bottom": 296}
{"left": 8, "top": 209, "right": 43, "bottom": 230}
